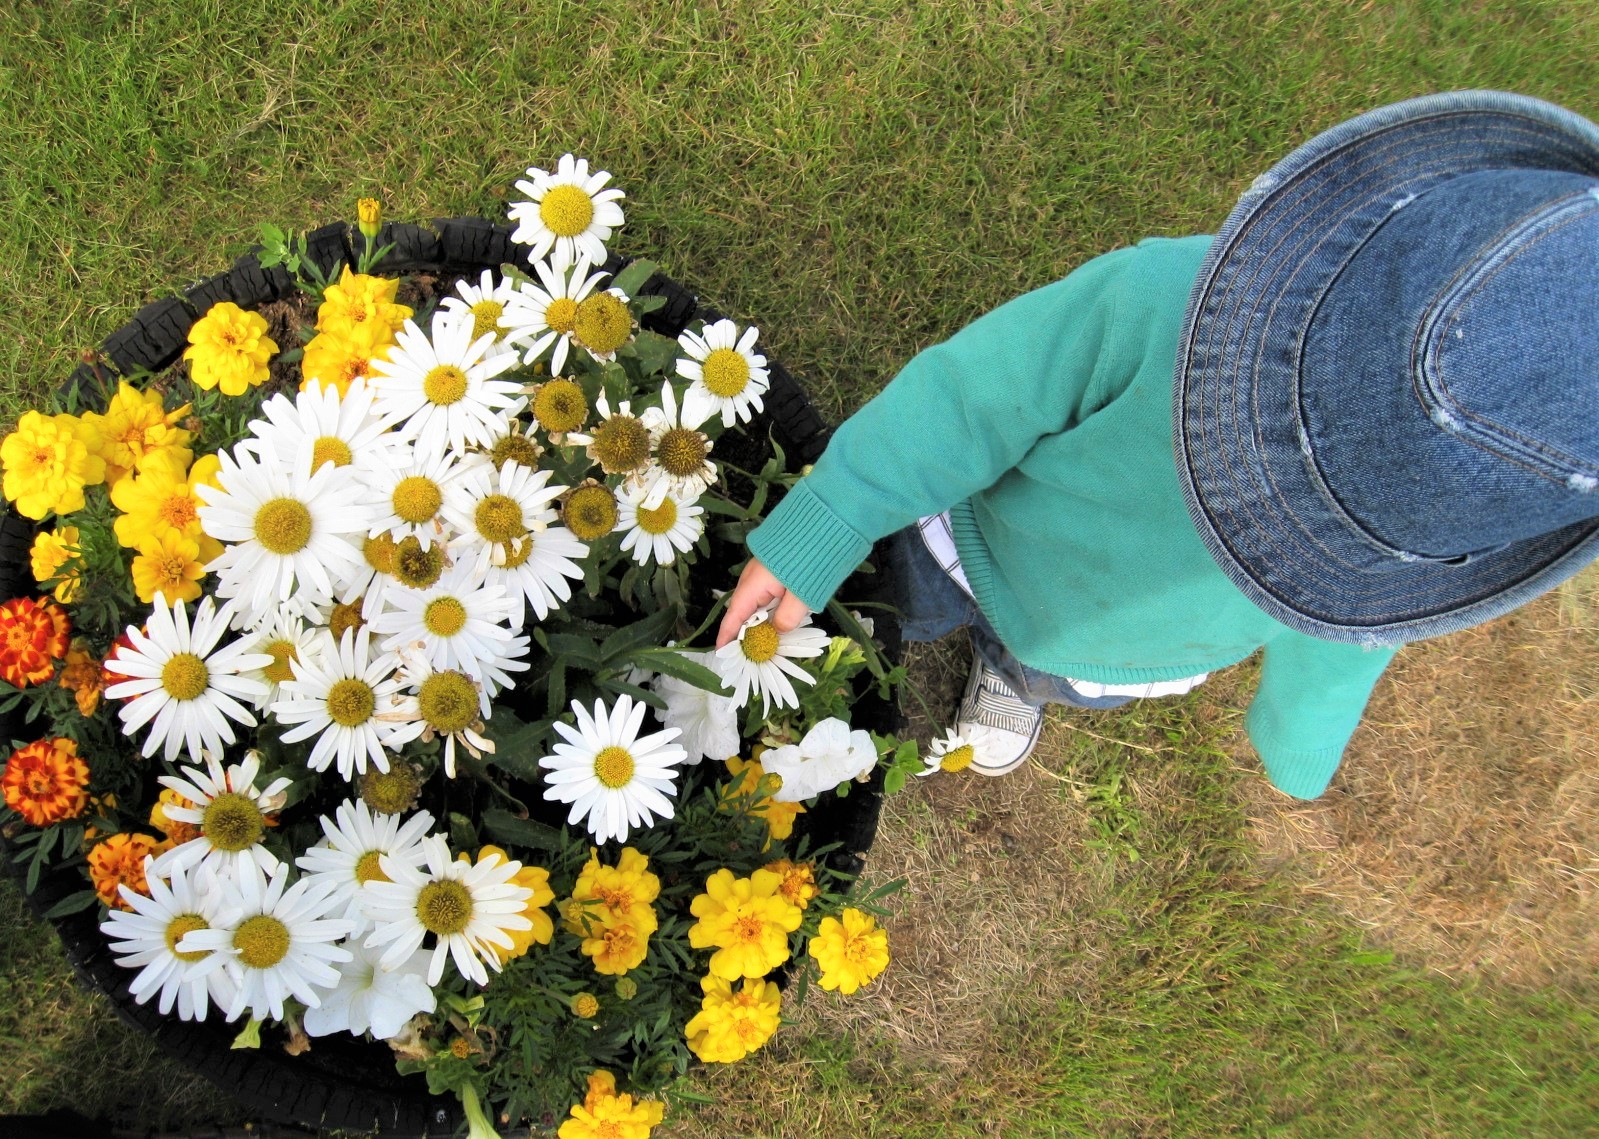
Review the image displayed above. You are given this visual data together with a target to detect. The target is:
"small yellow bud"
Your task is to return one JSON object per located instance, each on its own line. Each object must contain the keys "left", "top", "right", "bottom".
{"left": 357, "top": 197, "right": 383, "bottom": 240}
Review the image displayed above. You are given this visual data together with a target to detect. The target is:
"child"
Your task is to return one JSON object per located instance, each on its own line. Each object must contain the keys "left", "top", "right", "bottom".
{"left": 716, "top": 90, "right": 1599, "bottom": 797}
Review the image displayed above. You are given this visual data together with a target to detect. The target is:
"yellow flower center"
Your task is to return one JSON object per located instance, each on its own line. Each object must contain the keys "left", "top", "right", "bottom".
{"left": 391, "top": 475, "right": 442, "bottom": 524}
{"left": 543, "top": 296, "right": 579, "bottom": 335}
{"left": 330, "top": 600, "right": 366, "bottom": 641}
{"left": 939, "top": 744, "right": 975, "bottom": 773}
{"left": 326, "top": 677, "right": 376, "bottom": 726}
{"left": 416, "top": 879, "right": 474, "bottom": 935}
{"left": 532, "top": 379, "right": 587, "bottom": 433}
{"left": 634, "top": 498, "right": 677, "bottom": 536}
{"left": 158, "top": 494, "right": 198, "bottom": 530}
{"left": 262, "top": 638, "right": 298, "bottom": 685}
{"left": 574, "top": 293, "right": 631, "bottom": 355}
{"left": 740, "top": 621, "right": 781, "bottom": 664}
{"left": 563, "top": 485, "right": 618, "bottom": 541}
{"left": 489, "top": 432, "right": 540, "bottom": 469}
{"left": 473, "top": 494, "right": 525, "bottom": 544}
{"left": 253, "top": 498, "right": 313, "bottom": 555}
{"left": 450, "top": 1037, "right": 473, "bottom": 1059}
{"left": 152, "top": 549, "right": 193, "bottom": 590}
{"left": 355, "top": 849, "right": 391, "bottom": 884}
{"left": 590, "top": 416, "right": 650, "bottom": 474}
{"left": 593, "top": 746, "right": 636, "bottom": 789}
{"left": 364, "top": 532, "right": 397, "bottom": 574}
{"left": 311, "top": 435, "right": 353, "bottom": 469}
{"left": 657, "top": 426, "right": 710, "bottom": 478}
{"left": 701, "top": 348, "right": 751, "bottom": 398}
{"left": 469, "top": 299, "right": 505, "bottom": 341}
{"left": 423, "top": 364, "right": 469, "bottom": 406}
{"left": 160, "top": 652, "right": 210, "bottom": 701}
{"left": 423, "top": 597, "right": 468, "bottom": 637}
{"left": 417, "top": 670, "right": 478, "bottom": 734}
{"left": 201, "top": 792, "right": 265, "bottom": 852}
{"left": 164, "top": 913, "right": 210, "bottom": 963}
{"left": 732, "top": 914, "right": 766, "bottom": 945}
{"left": 501, "top": 537, "right": 533, "bottom": 569}
{"left": 360, "top": 765, "right": 420, "bottom": 815}
{"left": 392, "top": 537, "right": 444, "bottom": 589}
{"left": 539, "top": 184, "right": 596, "bottom": 237}
{"left": 233, "top": 913, "right": 291, "bottom": 969}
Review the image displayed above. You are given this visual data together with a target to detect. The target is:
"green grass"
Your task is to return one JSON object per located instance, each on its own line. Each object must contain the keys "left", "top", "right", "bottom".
{"left": 2, "top": 0, "right": 1598, "bottom": 1134}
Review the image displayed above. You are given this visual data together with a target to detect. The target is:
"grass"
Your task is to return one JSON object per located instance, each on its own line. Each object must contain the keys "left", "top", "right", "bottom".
{"left": 2, "top": 0, "right": 1598, "bottom": 1134}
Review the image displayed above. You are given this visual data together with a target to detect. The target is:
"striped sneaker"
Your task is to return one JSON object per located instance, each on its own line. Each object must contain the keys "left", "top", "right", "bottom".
{"left": 955, "top": 657, "right": 1044, "bottom": 776}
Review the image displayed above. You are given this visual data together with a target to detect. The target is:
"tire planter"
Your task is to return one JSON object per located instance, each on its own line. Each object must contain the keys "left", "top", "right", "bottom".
{"left": 0, "top": 219, "right": 899, "bottom": 1137}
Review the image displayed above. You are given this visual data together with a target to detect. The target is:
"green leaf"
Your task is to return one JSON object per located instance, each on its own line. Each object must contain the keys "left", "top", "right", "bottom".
{"left": 632, "top": 293, "right": 669, "bottom": 315}
{"left": 449, "top": 811, "right": 479, "bottom": 852}
{"left": 826, "top": 600, "right": 887, "bottom": 680}
{"left": 596, "top": 677, "right": 667, "bottom": 711}
{"left": 610, "top": 258, "right": 658, "bottom": 298}
{"left": 630, "top": 330, "right": 681, "bottom": 378}
{"left": 231, "top": 1018, "right": 264, "bottom": 1049}
{"left": 883, "top": 768, "right": 908, "bottom": 795}
{"left": 597, "top": 607, "right": 680, "bottom": 665}
{"left": 625, "top": 648, "right": 730, "bottom": 696}
{"left": 541, "top": 632, "right": 605, "bottom": 670}
{"left": 482, "top": 808, "right": 564, "bottom": 855}
{"left": 499, "top": 262, "right": 536, "bottom": 290}
{"left": 546, "top": 656, "right": 567, "bottom": 719}
{"left": 43, "top": 890, "right": 100, "bottom": 919}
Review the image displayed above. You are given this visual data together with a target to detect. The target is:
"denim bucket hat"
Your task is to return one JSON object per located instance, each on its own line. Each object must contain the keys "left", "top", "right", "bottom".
{"left": 1174, "top": 90, "right": 1599, "bottom": 646}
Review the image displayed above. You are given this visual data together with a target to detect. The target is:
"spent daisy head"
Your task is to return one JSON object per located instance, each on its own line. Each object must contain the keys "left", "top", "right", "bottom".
{"left": 538, "top": 694, "right": 688, "bottom": 846}
{"left": 676, "top": 319, "right": 770, "bottom": 429}
{"left": 437, "top": 269, "right": 521, "bottom": 358}
{"left": 528, "top": 378, "right": 589, "bottom": 443}
{"left": 294, "top": 798, "right": 436, "bottom": 931}
{"left": 151, "top": 750, "right": 291, "bottom": 882}
{"left": 483, "top": 402, "right": 545, "bottom": 472}
{"left": 101, "top": 860, "right": 236, "bottom": 1022}
{"left": 637, "top": 381, "right": 717, "bottom": 508}
{"left": 387, "top": 655, "right": 494, "bottom": 778}
{"left": 502, "top": 254, "right": 613, "bottom": 377}
{"left": 615, "top": 484, "right": 705, "bottom": 568}
{"left": 566, "top": 394, "right": 652, "bottom": 477}
{"left": 508, "top": 154, "right": 626, "bottom": 266}
{"left": 712, "top": 607, "right": 830, "bottom": 715}
{"left": 103, "top": 596, "right": 271, "bottom": 762}
{"left": 369, "top": 309, "right": 523, "bottom": 456}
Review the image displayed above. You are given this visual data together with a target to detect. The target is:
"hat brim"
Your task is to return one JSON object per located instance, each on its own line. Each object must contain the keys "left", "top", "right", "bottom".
{"left": 1174, "top": 90, "right": 1599, "bottom": 645}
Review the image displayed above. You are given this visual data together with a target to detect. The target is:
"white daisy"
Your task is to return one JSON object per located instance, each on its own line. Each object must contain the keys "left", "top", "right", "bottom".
{"left": 151, "top": 750, "right": 291, "bottom": 881}
{"left": 334, "top": 529, "right": 410, "bottom": 619}
{"left": 711, "top": 607, "right": 830, "bottom": 715}
{"left": 676, "top": 319, "right": 770, "bottom": 429}
{"left": 294, "top": 799, "right": 435, "bottom": 932}
{"left": 271, "top": 628, "right": 425, "bottom": 781}
{"left": 637, "top": 381, "right": 717, "bottom": 508}
{"left": 103, "top": 596, "right": 272, "bottom": 763}
{"left": 481, "top": 521, "right": 588, "bottom": 627}
{"left": 368, "top": 561, "right": 529, "bottom": 693}
{"left": 651, "top": 656, "right": 739, "bottom": 765}
{"left": 615, "top": 484, "right": 704, "bottom": 567}
{"left": 362, "top": 834, "right": 534, "bottom": 987}
{"left": 918, "top": 727, "right": 985, "bottom": 776}
{"left": 302, "top": 939, "right": 437, "bottom": 1040}
{"left": 440, "top": 459, "right": 568, "bottom": 579}
{"left": 761, "top": 717, "right": 877, "bottom": 802}
{"left": 437, "top": 269, "right": 521, "bottom": 359}
{"left": 381, "top": 653, "right": 496, "bottom": 779}
{"left": 242, "top": 378, "right": 394, "bottom": 477}
{"left": 356, "top": 439, "right": 468, "bottom": 546}
{"left": 369, "top": 310, "right": 522, "bottom": 456}
{"left": 197, "top": 445, "right": 372, "bottom": 627}
{"left": 501, "top": 253, "right": 612, "bottom": 376}
{"left": 234, "top": 610, "right": 316, "bottom": 711}
{"left": 538, "top": 694, "right": 687, "bottom": 845}
{"left": 178, "top": 859, "right": 354, "bottom": 1023}
{"left": 507, "top": 154, "right": 626, "bottom": 266}
{"left": 101, "top": 860, "right": 237, "bottom": 1021}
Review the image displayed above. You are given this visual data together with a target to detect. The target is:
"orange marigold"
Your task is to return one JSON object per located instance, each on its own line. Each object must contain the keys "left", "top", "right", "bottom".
{"left": 2, "top": 737, "right": 90, "bottom": 826}
{"left": 87, "top": 832, "right": 168, "bottom": 909}
{"left": 57, "top": 639, "right": 105, "bottom": 716}
{"left": 0, "top": 596, "right": 70, "bottom": 688}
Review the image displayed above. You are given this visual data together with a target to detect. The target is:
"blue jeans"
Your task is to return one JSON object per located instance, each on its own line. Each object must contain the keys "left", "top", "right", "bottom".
{"left": 886, "top": 527, "right": 1134, "bottom": 711}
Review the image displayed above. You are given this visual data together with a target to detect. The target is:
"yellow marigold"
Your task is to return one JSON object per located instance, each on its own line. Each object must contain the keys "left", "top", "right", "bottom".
{"left": 29, "top": 526, "right": 81, "bottom": 603}
{"left": 148, "top": 787, "right": 201, "bottom": 845}
{"left": 722, "top": 755, "right": 805, "bottom": 843}
{"left": 683, "top": 974, "right": 783, "bottom": 1064}
{"left": 1, "top": 410, "right": 107, "bottom": 519}
{"left": 687, "top": 867, "right": 803, "bottom": 982}
{"left": 110, "top": 450, "right": 222, "bottom": 559}
{"left": 80, "top": 382, "right": 192, "bottom": 484}
{"left": 763, "top": 858, "right": 820, "bottom": 910}
{"left": 0, "top": 597, "right": 70, "bottom": 688}
{"left": 316, "top": 267, "right": 412, "bottom": 341}
{"left": 580, "top": 913, "right": 652, "bottom": 976}
{"left": 472, "top": 845, "right": 554, "bottom": 961}
{"left": 563, "top": 846, "right": 661, "bottom": 936}
{"left": 2, "top": 738, "right": 89, "bottom": 827}
{"left": 184, "top": 301, "right": 277, "bottom": 396}
{"left": 808, "top": 907, "right": 890, "bottom": 995}
{"left": 559, "top": 1070, "right": 665, "bottom": 1139}
{"left": 130, "top": 529, "right": 206, "bottom": 605}
{"left": 87, "top": 832, "right": 168, "bottom": 909}
{"left": 570, "top": 991, "right": 600, "bottom": 1019}
{"left": 300, "top": 328, "right": 395, "bottom": 397}
{"left": 356, "top": 197, "right": 383, "bottom": 240}
{"left": 57, "top": 639, "right": 105, "bottom": 717}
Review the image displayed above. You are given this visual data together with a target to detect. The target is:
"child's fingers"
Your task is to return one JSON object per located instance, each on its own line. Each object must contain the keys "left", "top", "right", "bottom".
{"left": 716, "top": 561, "right": 783, "bottom": 647}
{"left": 770, "top": 591, "right": 812, "bottom": 634}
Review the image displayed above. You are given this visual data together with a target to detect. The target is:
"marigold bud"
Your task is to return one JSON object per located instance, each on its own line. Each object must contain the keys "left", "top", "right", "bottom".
{"left": 357, "top": 197, "right": 383, "bottom": 240}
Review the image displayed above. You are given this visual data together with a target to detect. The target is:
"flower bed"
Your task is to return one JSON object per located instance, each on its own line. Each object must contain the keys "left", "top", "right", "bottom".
{"left": 0, "top": 161, "right": 921, "bottom": 1137}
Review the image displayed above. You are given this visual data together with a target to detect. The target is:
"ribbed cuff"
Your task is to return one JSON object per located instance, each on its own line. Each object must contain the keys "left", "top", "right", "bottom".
{"left": 746, "top": 480, "right": 875, "bottom": 613}
{"left": 1245, "top": 701, "right": 1347, "bottom": 800}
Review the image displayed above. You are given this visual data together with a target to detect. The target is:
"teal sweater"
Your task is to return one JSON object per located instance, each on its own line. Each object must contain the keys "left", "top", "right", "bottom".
{"left": 747, "top": 236, "right": 1395, "bottom": 800}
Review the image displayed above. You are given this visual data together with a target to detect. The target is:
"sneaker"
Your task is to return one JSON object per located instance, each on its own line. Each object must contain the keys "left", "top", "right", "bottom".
{"left": 955, "top": 657, "right": 1044, "bottom": 776}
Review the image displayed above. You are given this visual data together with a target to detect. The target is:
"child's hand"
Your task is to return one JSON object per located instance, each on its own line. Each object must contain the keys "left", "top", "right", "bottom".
{"left": 716, "top": 558, "right": 812, "bottom": 648}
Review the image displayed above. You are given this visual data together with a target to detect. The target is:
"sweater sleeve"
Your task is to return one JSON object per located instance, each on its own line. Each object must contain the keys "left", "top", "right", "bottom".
{"left": 748, "top": 245, "right": 1140, "bottom": 612}
{"left": 1244, "top": 631, "right": 1397, "bottom": 799}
